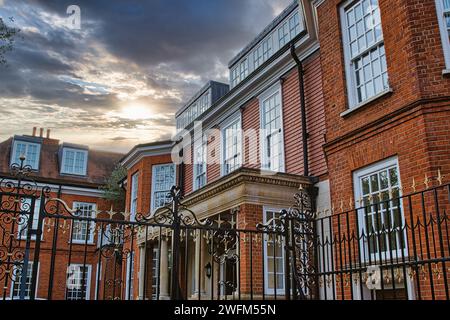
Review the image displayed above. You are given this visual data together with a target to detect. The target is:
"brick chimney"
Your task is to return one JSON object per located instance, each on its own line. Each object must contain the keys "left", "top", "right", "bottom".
{"left": 32, "top": 127, "right": 37, "bottom": 136}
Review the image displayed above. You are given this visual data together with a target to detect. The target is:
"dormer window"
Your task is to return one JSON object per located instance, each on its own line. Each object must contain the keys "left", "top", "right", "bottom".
{"left": 11, "top": 140, "right": 41, "bottom": 170}
{"left": 61, "top": 148, "right": 88, "bottom": 176}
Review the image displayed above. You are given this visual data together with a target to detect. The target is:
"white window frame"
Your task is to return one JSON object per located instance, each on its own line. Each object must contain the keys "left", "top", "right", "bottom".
{"left": 65, "top": 264, "right": 92, "bottom": 300}
{"left": 17, "top": 197, "right": 43, "bottom": 241}
{"left": 259, "top": 84, "right": 286, "bottom": 173}
{"left": 263, "top": 206, "right": 286, "bottom": 296}
{"left": 130, "top": 172, "right": 139, "bottom": 222}
{"left": 125, "top": 252, "right": 135, "bottom": 300}
{"left": 71, "top": 202, "right": 96, "bottom": 244}
{"left": 11, "top": 140, "right": 41, "bottom": 170}
{"left": 231, "top": 66, "right": 239, "bottom": 88}
{"left": 221, "top": 114, "right": 242, "bottom": 176}
{"left": 340, "top": 0, "right": 390, "bottom": 109}
{"left": 61, "top": 147, "right": 88, "bottom": 176}
{"left": 435, "top": 0, "right": 450, "bottom": 70}
{"left": 10, "top": 262, "right": 39, "bottom": 299}
{"left": 193, "top": 137, "right": 207, "bottom": 191}
{"left": 151, "top": 163, "right": 176, "bottom": 213}
{"left": 353, "top": 157, "right": 408, "bottom": 262}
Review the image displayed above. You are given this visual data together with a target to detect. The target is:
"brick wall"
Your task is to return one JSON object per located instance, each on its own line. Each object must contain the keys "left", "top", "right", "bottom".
{"left": 318, "top": 0, "right": 450, "bottom": 300}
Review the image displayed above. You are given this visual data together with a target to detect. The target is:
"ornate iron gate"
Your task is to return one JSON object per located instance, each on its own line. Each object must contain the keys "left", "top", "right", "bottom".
{"left": 1, "top": 158, "right": 449, "bottom": 300}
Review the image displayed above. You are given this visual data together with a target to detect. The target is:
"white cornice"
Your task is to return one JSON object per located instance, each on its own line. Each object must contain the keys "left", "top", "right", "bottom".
{"left": 120, "top": 143, "right": 173, "bottom": 169}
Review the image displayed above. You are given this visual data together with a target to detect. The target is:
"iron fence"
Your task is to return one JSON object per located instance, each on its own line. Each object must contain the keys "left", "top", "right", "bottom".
{"left": 0, "top": 158, "right": 449, "bottom": 300}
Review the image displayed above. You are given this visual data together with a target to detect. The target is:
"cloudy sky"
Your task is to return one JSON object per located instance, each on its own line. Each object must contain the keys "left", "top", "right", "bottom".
{"left": 0, "top": 0, "right": 292, "bottom": 153}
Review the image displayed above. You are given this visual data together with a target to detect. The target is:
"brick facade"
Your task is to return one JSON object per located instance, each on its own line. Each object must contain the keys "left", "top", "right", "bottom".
{"left": 318, "top": 0, "right": 450, "bottom": 300}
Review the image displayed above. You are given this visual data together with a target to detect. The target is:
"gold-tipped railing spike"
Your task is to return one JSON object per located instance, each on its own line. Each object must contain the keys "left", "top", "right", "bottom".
{"left": 348, "top": 197, "right": 353, "bottom": 210}
{"left": 437, "top": 169, "right": 444, "bottom": 186}
{"left": 339, "top": 200, "right": 344, "bottom": 212}
{"left": 424, "top": 173, "right": 430, "bottom": 189}
{"left": 411, "top": 177, "right": 417, "bottom": 192}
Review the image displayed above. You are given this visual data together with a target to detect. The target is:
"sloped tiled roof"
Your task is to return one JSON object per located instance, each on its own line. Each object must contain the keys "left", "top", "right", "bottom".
{"left": 0, "top": 135, "right": 124, "bottom": 187}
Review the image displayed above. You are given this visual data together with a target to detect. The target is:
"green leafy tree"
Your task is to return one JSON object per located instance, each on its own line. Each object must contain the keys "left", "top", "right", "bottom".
{"left": 0, "top": 16, "right": 20, "bottom": 65}
{"left": 101, "top": 164, "right": 127, "bottom": 210}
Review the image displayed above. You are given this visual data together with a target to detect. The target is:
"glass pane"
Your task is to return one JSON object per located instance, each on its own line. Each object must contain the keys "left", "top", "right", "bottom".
{"left": 370, "top": 174, "right": 379, "bottom": 192}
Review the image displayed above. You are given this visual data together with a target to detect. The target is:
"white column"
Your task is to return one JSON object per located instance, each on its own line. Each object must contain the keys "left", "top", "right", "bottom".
{"left": 138, "top": 243, "right": 146, "bottom": 300}
{"left": 192, "top": 230, "right": 206, "bottom": 298}
{"left": 159, "top": 237, "right": 170, "bottom": 299}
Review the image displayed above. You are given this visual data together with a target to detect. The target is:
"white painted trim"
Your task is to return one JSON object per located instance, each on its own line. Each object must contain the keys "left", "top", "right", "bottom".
{"left": 340, "top": 87, "right": 393, "bottom": 117}
{"left": 263, "top": 206, "right": 286, "bottom": 296}
{"left": 258, "top": 82, "right": 286, "bottom": 173}
{"left": 435, "top": 0, "right": 450, "bottom": 70}
{"left": 120, "top": 143, "right": 174, "bottom": 169}
{"left": 220, "top": 112, "right": 243, "bottom": 177}
{"left": 60, "top": 147, "right": 88, "bottom": 176}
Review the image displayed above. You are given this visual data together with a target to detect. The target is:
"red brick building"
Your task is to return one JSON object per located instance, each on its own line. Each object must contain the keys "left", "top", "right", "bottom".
{"left": 0, "top": 128, "right": 123, "bottom": 300}
{"left": 315, "top": 0, "right": 450, "bottom": 300}
{"left": 119, "top": 0, "right": 450, "bottom": 301}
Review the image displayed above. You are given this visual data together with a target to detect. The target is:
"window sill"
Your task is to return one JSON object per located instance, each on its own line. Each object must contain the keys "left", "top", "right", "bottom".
{"left": 340, "top": 88, "right": 393, "bottom": 118}
{"left": 442, "top": 69, "right": 450, "bottom": 76}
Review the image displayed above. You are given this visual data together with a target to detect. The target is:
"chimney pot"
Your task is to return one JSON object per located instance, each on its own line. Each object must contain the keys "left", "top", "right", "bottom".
{"left": 46, "top": 129, "right": 51, "bottom": 139}
{"left": 32, "top": 127, "right": 37, "bottom": 136}
{"left": 39, "top": 128, "right": 44, "bottom": 138}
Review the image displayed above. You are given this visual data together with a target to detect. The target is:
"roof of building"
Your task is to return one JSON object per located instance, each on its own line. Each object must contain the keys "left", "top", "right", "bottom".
{"left": 119, "top": 139, "right": 174, "bottom": 169}
{"left": 228, "top": 0, "right": 299, "bottom": 68}
{"left": 0, "top": 132, "right": 124, "bottom": 187}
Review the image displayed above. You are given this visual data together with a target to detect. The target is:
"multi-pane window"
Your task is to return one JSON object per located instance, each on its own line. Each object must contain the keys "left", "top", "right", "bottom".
{"left": 278, "top": 21, "right": 290, "bottom": 47}
{"left": 18, "top": 198, "right": 41, "bottom": 240}
{"left": 222, "top": 118, "right": 242, "bottom": 175}
{"left": 264, "top": 209, "right": 285, "bottom": 294}
{"left": 261, "top": 89, "right": 284, "bottom": 172}
{"left": 289, "top": 12, "right": 301, "bottom": 39}
{"left": 435, "top": 0, "right": 450, "bottom": 68}
{"left": 355, "top": 159, "right": 406, "bottom": 259}
{"left": 194, "top": 138, "right": 207, "bottom": 190}
{"left": 72, "top": 202, "right": 95, "bottom": 243}
{"left": 239, "top": 59, "right": 249, "bottom": 82}
{"left": 254, "top": 37, "right": 273, "bottom": 69}
{"left": 152, "top": 164, "right": 175, "bottom": 212}
{"left": 66, "top": 264, "right": 91, "bottom": 300}
{"left": 231, "top": 67, "right": 239, "bottom": 88}
{"left": 12, "top": 141, "right": 40, "bottom": 170}
{"left": 11, "top": 262, "right": 35, "bottom": 299}
{"left": 279, "top": 12, "right": 301, "bottom": 47}
{"left": 125, "top": 253, "right": 135, "bottom": 300}
{"left": 61, "top": 148, "right": 88, "bottom": 175}
{"left": 130, "top": 172, "right": 139, "bottom": 222}
{"left": 341, "top": 0, "right": 388, "bottom": 107}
